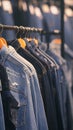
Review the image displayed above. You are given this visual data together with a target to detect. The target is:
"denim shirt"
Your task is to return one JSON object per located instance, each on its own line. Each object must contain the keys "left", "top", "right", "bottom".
{"left": 0, "top": 45, "right": 48, "bottom": 130}
{"left": 10, "top": 45, "right": 48, "bottom": 130}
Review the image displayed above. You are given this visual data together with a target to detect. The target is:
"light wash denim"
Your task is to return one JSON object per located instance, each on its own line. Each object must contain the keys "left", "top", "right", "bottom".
{"left": 8, "top": 45, "right": 49, "bottom": 130}
{"left": 0, "top": 45, "right": 38, "bottom": 130}
{"left": 0, "top": 45, "right": 48, "bottom": 130}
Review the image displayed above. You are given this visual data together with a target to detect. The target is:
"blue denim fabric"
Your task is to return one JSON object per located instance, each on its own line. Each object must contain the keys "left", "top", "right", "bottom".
{"left": 1, "top": 1, "right": 16, "bottom": 40}
{"left": 64, "top": 16, "right": 73, "bottom": 50}
{"left": 11, "top": 46, "right": 48, "bottom": 130}
{"left": 0, "top": 94, "right": 5, "bottom": 130}
{"left": 0, "top": 78, "right": 5, "bottom": 130}
{"left": 9, "top": 40, "right": 57, "bottom": 130}
{"left": 49, "top": 42, "right": 72, "bottom": 88}
{"left": 31, "top": 44, "right": 67, "bottom": 130}
{"left": 11, "top": 1, "right": 30, "bottom": 27}
{"left": 8, "top": 39, "right": 48, "bottom": 99}
{"left": 40, "top": 4, "right": 61, "bottom": 41}
{"left": 10, "top": 46, "right": 48, "bottom": 130}
{"left": 0, "top": 46, "right": 38, "bottom": 130}
{"left": 64, "top": 44, "right": 73, "bottom": 92}
{"left": 0, "top": 6, "right": 4, "bottom": 23}
{"left": 0, "top": 45, "right": 48, "bottom": 130}
{"left": 34, "top": 43, "right": 67, "bottom": 130}
{"left": 25, "top": 42, "right": 61, "bottom": 130}
{"left": 65, "top": 44, "right": 73, "bottom": 59}
{"left": 46, "top": 49, "right": 73, "bottom": 130}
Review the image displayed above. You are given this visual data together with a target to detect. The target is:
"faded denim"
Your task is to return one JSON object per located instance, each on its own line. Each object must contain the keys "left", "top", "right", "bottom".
{"left": 0, "top": 45, "right": 48, "bottom": 130}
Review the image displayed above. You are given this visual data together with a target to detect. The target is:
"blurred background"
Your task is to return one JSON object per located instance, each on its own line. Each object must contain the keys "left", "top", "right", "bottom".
{"left": 0, "top": 0, "right": 73, "bottom": 94}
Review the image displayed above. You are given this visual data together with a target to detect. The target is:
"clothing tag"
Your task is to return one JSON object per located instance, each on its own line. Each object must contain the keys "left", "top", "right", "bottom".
{"left": 29, "top": 4, "right": 35, "bottom": 15}
{"left": 34, "top": 7, "right": 43, "bottom": 19}
{"left": 42, "top": 4, "right": 50, "bottom": 13}
{"left": 2, "top": 1, "right": 13, "bottom": 14}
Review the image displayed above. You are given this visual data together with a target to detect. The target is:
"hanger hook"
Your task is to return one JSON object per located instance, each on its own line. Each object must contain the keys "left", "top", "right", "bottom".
{"left": 24, "top": 27, "right": 28, "bottom": 38}
{"left": 19, "top": 26, "right": 25, "bottom": 38}
{"left": 0, "top": 24, "right": 3, "bottom": 35}
{"left": 15, "top": 26, "right": 19, "bottom": 37}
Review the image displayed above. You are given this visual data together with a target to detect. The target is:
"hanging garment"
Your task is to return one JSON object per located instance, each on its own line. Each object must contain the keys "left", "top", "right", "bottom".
{"left": 0, "top": 44, "right": 49, "bottom": 130}
{"left": 24, "top": 39, "right": 67, "bottom": 130}
{"left": 46, "top": 40, "right": 73, "bottom": 130}
{"left": 8, "top": 39, "right": 58, "bottom": 130}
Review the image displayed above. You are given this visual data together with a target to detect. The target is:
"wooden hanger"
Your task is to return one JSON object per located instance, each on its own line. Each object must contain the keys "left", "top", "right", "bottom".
{"left": 18, "top": 38, "right": 26, "bottom": 48}
{"left": 0, "top": 37, "right": 8, "bottom": 46}
{"left": 0, "top": 39, "right": 7, "bottom": 49}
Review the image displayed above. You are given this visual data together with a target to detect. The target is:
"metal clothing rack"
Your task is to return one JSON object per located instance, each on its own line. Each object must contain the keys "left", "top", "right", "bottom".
{"left": 0, "top": 0, "right": 65, "bottom": 57}
{"left": 0, "top": 24, "right": 61, "bottom": 36}
{"left": 61, "top": 0, "right": 65, "bottom": 58}
{"left": 46, "top": 0, "right": 65, "bottom": 58}
{"left": 7, "top": 0, "right": 65, "bottom": 57}
{"left": 33, "top": 0, "right": 65, "bottom": 57}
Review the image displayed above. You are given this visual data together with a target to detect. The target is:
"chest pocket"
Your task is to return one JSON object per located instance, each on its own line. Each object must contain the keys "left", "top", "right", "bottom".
{"left": 4, "top": 90, "right": 27, "bottom": 127}
{"left": 3, "top": 67, "right": 27, "bottom": 127}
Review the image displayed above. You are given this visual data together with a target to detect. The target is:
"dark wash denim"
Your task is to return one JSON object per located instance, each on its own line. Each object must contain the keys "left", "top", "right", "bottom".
{"left": 11, "top": 1, "right": 30, "bottom": 27}
{"left": 0, "top": 64, "right": 16, "bottom": 130}
{"left": 24, "top": 42, "right": 60, "bottom": 130}
{"left": 2, "top": 11, "right": 16, "bottom": 41}
{"left": 38, "top": 47, "right": 67, "bottom": 130}
{"left": 0, "top": 1, "right": 16, "bottom": 41}
{"left": 36, "top": 48, "right": 66, "bottom": 130}
{"left": 18, "top": 50, "right": 58, "bottom": 130}
{"left": 28, "top": 4, "right": 44, "bottom": 28}
{"left": 0, "top": 45, "right": 48, "bottom": 130}
{"left": 31, "top": 44, "right": 66, "bottom": 130}
{"left": 27, "top": 41, "right": 68, "bottom": 130}
{"left": 40, "top": 4, "right": 61, "bottom": 41}
{"left": 0, "top": 66, "right": 5, "bottom": 130}
{"left": 46, "top": 49, "right": 73, "bottom": 130}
